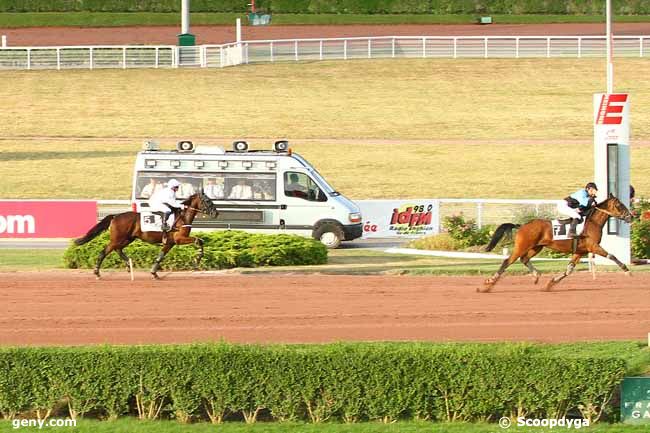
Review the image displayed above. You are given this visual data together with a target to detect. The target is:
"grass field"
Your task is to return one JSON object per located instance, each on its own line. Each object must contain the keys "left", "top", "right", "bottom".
{"left": 1, "top": 13, "right": 650, "bottom": 27}
{"left": 0, "top": 246, "right": 634, "bottom": 275}
{"left": 2, "top": 59, "right": 650, "bottom": 199}
{"left": 2, "top": 419, "right": 650, "bottom": 433}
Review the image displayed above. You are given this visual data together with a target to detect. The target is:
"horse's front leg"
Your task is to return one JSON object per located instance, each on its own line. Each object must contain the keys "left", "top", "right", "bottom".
{"left": 544, "top": 253, "right": 582, "bottom": 291}
{"left": 591, "top": 245, "right": 631, "bottom": 276}
{"left": 151, "top": 243, "right": 173, "bottom": 280}
{"left": 174, "top": 236, "right": 204, "bottom": 271}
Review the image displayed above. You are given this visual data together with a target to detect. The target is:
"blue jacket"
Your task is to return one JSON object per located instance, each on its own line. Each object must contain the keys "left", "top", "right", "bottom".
{"left": 568, "top": 189, "right": 595, "bottom": 208}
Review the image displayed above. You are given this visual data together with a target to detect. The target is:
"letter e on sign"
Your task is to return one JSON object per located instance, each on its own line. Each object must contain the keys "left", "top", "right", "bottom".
{"left": 597, "top": 94, "right": 628, "bottom": 125}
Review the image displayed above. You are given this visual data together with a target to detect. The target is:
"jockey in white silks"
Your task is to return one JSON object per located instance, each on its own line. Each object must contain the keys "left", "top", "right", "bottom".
{"left": 556, "top": 182, "right": 598, "bottom": 238}
{"left": 148, "top": 179, "right": 186, "bottom": 231}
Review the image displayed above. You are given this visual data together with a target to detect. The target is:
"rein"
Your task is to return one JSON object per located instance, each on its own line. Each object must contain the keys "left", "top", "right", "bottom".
{"left": 593, "top": 206, "right": 618, "bottom": 218}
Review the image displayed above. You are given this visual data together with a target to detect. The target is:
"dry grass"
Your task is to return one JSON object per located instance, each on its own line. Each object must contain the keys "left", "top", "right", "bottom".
{"left": 2, "top": 58, "right": 650, "bottom": 199}
{"left": 2, "top": 59, "right": 650, "bottom": 139}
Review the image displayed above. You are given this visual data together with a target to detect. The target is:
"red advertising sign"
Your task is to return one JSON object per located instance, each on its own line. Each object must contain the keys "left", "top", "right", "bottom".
{"left": 0, "top": 201, "right": 97, "bottom": 238}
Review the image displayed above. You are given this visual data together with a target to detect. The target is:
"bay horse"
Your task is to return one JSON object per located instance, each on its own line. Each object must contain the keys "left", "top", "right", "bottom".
{"left": 74, "top": 191, "right": 218, "bottom": 279}
{"left": 482, "top": 194, "right": 633, "bottom": 292}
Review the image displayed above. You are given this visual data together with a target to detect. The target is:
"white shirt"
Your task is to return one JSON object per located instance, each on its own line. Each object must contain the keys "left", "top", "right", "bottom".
{"left": 205, "top": 183, "right": 224, "bottom": 199}
{"left": 228, "top": 184, "right": 253, "bottom": 200}
{"left": 140, "top": 182, "right": 161, "bottom": 198}
{"left": 148, "top": 187, "right": 184, "bottom": 212}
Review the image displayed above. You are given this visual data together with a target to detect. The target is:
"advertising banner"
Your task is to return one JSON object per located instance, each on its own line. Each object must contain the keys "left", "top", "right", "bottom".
{"left": 621, "top": 377, "right": 650, "bottom": 424}
{"left": 0, "top": 201, "right": 97, "bottom": 238}
{"left": 358, "top": 200, "right": 439, "bottom": 238}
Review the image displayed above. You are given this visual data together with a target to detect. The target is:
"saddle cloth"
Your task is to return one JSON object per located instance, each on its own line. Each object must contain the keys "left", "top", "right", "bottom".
{"left": 551, "top": 219, "right": 585, "bottom": 241}
{"left": 140, "top": 212, "right": 175, "bottom": 232}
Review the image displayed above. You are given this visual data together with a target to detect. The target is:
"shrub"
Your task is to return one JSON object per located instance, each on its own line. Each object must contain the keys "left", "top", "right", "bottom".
{"left": 0, "top": 343, "right": 631, "bottom": 424}
{"left": 442, "top": 214, "right": 493, "bottom": 248}
{"left": 63, "top": 231, "right": 327, "bottom": 270}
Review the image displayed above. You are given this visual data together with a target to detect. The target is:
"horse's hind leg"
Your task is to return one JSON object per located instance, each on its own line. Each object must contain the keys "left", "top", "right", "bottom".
{"left": 482, "top": 246, "right": 528, "bottom": 293}
{"left": 94, "top": 244, "right": 115, "bottom": 279}
{"left": 544, "top": 253, "right": 582, "bottom": 291}
{"left": 116, "top": 249, "right": 131, "bottom": 273}
{"left": 520, "top": 246, "right": 543, "bottom": 284}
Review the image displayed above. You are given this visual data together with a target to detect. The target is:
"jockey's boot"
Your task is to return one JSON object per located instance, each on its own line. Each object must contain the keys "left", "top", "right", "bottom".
{"left": 567, "top": 218, "right": 580, "bottom": 238}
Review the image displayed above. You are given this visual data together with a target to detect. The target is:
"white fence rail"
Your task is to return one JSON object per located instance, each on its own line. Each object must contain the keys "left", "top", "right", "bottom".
{"left": 1, "top": 35, "right": 648, "bottom": 70}
{"left": 97, "top": 198, "right": 561, "bottom": 232}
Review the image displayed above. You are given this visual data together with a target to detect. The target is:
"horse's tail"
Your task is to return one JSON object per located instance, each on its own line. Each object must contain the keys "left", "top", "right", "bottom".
{"left": 485, "top": 223, "right": 520, "bottom": 252}
{"left": 74, "top": 215, "right": 114, "bottom": 246}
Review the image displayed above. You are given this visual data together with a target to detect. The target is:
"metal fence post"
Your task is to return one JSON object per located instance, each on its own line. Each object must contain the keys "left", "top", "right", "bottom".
{"left": 56, "top": 48, "right": 61, "bottom": 70}
{"left": 547, "top": 37, "right": 551, "bottom": 58}
{"left": 392, "top": 37, "right": 395, "bottom": 58}
{"left": 245, "top": 42, "right": 249, "bottom": 64}
{"left": 122, "top": 47, "right": 127, "bottom": 69}
{"left": 422, "top": 37, "right": 426, "bottom": 58}
{"left": 319, "top": 40, "right": 323, "bottom": 60}
{"left": 641, "top": 37, "right": 644, "bottom": 57}
{"left": 368, "top": 39, "right": 371, "bottom": 58}
{"left": 270, "top": 41, "right": 274, "bottom": 62}
{"left": 576, "top": 36, "right": 584, "bottom": 57}
{"left": 154, "top": 47, "right": 159, "bottom": 68}
{"left": 89, "top": 47, "right": 93, "bottom": 70}
{"left": 453, "top": 37, "right": 457, "bottom": 59}
{"left": 295, "top": 40, "right": 298, "bottom": 61}
{"left": 484, "top": 37, "right": 488, "bottom": 58}
{"left": 27, "top": 48, "right": 31, "bottom": 70}
{"left": 516, "top": 37, "right": 519, "bottom": 58}
{"left": 343, "top": 39, "right": 347, "bottom": 60}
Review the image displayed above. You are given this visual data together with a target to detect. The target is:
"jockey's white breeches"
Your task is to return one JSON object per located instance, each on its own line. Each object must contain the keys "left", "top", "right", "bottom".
{"left": 556, "top": 201, "right": 582, "bottom": 219}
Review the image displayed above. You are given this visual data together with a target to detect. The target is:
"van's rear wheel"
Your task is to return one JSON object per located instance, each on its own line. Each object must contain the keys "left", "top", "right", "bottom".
{"left": 313, "top": 223, "right": 344, "bottom": 249}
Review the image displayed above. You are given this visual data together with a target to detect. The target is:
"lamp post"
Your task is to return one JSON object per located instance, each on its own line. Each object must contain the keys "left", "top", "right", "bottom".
{"left": 178, "top": 0, "right": 195, "bottom": 46}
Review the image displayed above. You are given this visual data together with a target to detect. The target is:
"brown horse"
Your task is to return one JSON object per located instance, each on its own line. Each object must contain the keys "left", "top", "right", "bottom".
{"left": 74, "top": 191, "right": 218, "bottom": 280}
{"left": 482, "top": 194, "right": 633, "bottom": 292}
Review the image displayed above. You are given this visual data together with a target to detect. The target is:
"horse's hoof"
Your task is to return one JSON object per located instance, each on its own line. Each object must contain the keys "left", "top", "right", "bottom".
{"left": 533, "top": 273, "right": 540, "bottom": 285}
{"left": 625, "top": 271, "right": 632, "bottom": 277}
{"left": 151, "top": 273, "right": 159, "bottom": 280}
{"left": 542, "top": 282, "right": 553, "bottom": 292}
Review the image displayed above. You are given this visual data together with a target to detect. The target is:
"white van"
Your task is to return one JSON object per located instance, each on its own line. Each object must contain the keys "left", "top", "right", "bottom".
{"left": 131, "top": 140, "right": 363, "bottom": 248}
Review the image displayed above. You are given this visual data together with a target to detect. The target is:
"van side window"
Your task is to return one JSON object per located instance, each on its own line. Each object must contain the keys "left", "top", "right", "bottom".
{"left": 284, "top": 172, "right": 327, "bottom": 202}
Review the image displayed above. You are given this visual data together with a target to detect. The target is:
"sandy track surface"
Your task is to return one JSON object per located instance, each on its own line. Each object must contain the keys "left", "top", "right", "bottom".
{"left": 0, "top": 271, "right": 648, "bottom": 346}
{"left": 3, "top": 23, "right": 650, "bottom": 47}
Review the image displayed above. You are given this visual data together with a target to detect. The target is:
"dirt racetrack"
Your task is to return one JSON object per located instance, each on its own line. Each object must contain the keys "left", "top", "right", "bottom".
{"left": 4, "top": 23, "right": 650, "bottom": 47}
{"left": 0, "top": 271, "right": 648, "bottom": 346}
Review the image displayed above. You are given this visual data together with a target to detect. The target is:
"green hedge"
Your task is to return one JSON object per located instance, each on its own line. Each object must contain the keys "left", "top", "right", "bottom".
{"left": 63, "top": 230, "right": 327, "bottom": 270}
{"left": 2, "top": 0, "right": 649, "bottom": 14}
{"left": 0, "top": 343, "right": 630, "bottom": 423}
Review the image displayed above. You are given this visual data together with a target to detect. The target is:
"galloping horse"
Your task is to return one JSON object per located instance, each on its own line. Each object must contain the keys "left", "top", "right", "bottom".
{"left": 74, "top": 191, "right": 218, "bottom": 279}
{"left": 482, "top": 194, "right": 632, "bottom": 292}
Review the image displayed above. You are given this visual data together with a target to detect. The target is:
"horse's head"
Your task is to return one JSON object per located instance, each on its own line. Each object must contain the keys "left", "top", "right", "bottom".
{"left": 598, "top": 193, "right": 633, "bottom": 223}
{"left": 184, "top": 191, "right": 219, "bottom": 218}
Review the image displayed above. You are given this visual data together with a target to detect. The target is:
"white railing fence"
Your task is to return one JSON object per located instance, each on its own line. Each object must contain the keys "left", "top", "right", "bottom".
{"left": 1, "top": 35, "right": 648, "bottom": 70}
{"left": 97, "top": 198, "right": 561, "bottom": 232}
{"left": 0, "top": 45, "right": 176, "bottom": 70}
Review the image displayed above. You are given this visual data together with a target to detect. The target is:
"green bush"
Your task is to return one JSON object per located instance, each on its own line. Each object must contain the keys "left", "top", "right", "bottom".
{"left": 442, "top": 214, "right": 492, "bottom": 248}
{"left": 0, "top": 0, "right": 647, "bottom": 14}
{"left": 0, "top": 342, "right": 631, "bottom": 424}
{"left": 62, "top": 230, "right": 327, "bottom": 270}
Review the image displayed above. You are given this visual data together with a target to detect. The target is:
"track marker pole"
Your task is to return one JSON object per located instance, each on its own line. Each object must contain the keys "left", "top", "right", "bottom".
{"left": 129, "top": 259, "right": 134, "bottom": 281}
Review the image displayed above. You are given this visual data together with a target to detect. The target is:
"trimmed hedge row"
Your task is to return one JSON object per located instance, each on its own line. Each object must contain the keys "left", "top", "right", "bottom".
{"left": 2, "top": 0, "right": 649, "bottom": 14}
{"left": 63, "top": 230, "right": 327, "bottom": 270}
{"left": 0, "top": 343, "right": 627, "bottom": 423}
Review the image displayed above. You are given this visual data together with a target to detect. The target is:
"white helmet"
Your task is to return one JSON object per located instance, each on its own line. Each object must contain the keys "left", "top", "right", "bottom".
{"left": 167, "top": 179, "right": 181, "bottom": 189}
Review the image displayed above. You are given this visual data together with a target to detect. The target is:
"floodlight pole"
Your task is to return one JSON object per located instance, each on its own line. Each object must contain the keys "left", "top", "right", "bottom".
{"left": 606, "top": 0, "right": 613, "bottom": 93}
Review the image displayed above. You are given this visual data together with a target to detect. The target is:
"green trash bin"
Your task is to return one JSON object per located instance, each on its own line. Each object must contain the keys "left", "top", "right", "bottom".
{"left": 248, "top": 13, "right": 271, "bottom": 26}
{"left": 178, "top": 33, "right": 196, "bottom": 46}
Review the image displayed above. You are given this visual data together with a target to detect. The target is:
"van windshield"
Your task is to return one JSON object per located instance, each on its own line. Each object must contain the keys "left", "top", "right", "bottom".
{"left": 135, "top": 172, "right": 277, "bottom": 201}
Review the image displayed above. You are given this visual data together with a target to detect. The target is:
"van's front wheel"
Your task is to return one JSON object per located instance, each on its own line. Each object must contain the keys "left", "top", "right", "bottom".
{"left": 313, "top": 222, "right": 344, "bottom": 249}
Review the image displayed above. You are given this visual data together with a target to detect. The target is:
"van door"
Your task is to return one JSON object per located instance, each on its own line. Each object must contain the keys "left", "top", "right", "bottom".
{"left": 280, "top": 171, "right": 332, "bottom": 234}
